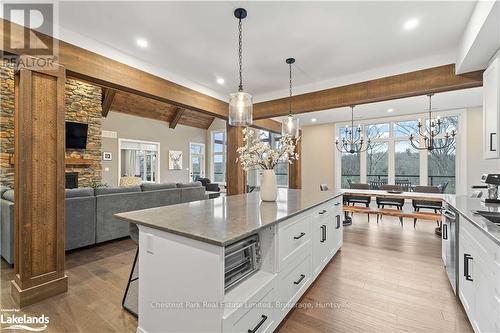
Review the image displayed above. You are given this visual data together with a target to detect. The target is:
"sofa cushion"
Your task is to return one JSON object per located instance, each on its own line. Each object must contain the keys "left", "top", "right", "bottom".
{"left": 95, "top": 186, "right": 141, "bottom": 196}
{"left": 141, "top": 182, "right": 177, "bottom": 191}
{"left": 2, "top": 189, "right": 14, "bottom": 202}
{"left": 176, "top": 181, "right": 202, "bottom": 188}
{"left": 65, "top": 187, "right": 94, "bottom": 198}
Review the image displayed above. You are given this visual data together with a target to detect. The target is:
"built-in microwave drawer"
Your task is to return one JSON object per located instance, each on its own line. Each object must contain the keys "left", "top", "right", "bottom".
{"left": 278, "top": 215, "right": 311, "bottom": 268}
{"left": 277, "top": 251, "right": 312, "bottom": 313}
{"left": 223, "top": 287, "right": 275, "bottom": 333}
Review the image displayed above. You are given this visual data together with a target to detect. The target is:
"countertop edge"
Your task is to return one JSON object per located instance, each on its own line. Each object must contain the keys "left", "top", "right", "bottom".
{"left": 115, "top": 192, "right": 343, "bottom": 247}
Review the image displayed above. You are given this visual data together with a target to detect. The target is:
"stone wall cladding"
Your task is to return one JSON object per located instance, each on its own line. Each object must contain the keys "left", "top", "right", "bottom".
{"left": 0, "top": 61, "right": 102, "bottom": 188}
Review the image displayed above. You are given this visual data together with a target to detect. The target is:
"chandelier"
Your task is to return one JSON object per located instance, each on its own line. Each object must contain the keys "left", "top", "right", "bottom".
{"left": 335, "top": 106, "right": 371, "bottom": 154}
{"left": 409, "top": 93, "right": 456, "bottom": 151}
{"left": 281, "top": 57, "right": 299, "bottom": 138}
{"left": 228, "top": 8, "right": 253, "bottom": 127}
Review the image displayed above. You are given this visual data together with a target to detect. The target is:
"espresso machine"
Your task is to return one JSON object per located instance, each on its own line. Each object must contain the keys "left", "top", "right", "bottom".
{"left": 480, "top": 174, "right": 500, "bottom": 203}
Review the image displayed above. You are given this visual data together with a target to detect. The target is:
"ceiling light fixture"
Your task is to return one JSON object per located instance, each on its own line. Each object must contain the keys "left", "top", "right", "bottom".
{"left": 216, "top": 77, "right": 225, "bottom": 85}
{"left": 409, "top": 93, "right": 456, "bottom": 151}
{"left": 387, "top": 108, "right": 394, "bottom": 113}
{"left": 335, "top": 106, "right": 371, "bottom": 154}
{"left": 228, "top": 8, "right": 253, "bottom": 127}
{"left": 136, "top": 38, "right": 148, "bottom": 48}
{"left": 282, "top": 58, "right": 299, "bottom": 138}
{"left": 403, "top": 18, "right": 419, "bottom": 30}
{"left": 311, "top": 118, "right": 317, "bottom": 123}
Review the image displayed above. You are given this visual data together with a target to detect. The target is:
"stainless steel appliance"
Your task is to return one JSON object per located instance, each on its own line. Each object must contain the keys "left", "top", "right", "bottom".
{"left": 224, "top": 234, "right": 261, "bottom": 290}
{"left": 480, "top": 173, "right": 500, "bottom": 204}
{"left": 442, "top": 204, "right": 459, "bottom": 294}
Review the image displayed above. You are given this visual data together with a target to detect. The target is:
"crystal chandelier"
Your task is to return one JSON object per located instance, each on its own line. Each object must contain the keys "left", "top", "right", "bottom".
{"left": 281, "top": 58, "right": 299, "bottom": 138}
{"left": 335, "top": 106, "right": 371, "bottom": 154}
{"left": 409, "top": 93, "right": 456, "bottom": 151}
{"left": 228, "top": 8, "right": 253, "bottom": 127}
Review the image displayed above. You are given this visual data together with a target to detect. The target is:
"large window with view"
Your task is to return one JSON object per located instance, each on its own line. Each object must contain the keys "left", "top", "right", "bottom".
{"left": 211, "top": 131, "right": 226, "bottom": 183}
{"left": 259, "top": 130, "right": 289, "bottom": 187}
{"left": 337, "top": 113, "right": 461, "bottom": 194}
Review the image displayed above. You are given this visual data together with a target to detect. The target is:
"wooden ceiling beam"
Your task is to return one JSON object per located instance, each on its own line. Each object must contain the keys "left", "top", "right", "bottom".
{"left": 253, "top": 64, "right": 484, "bottom": 120}
{"left": 0, "top": 18, "right": 228, "bottom": 119}
{"left": 169, "top": 108, "right": 185, "bottom": 129}
{"left": 252, "top": 119, "right": 282, "bottom": 134}
{"left": 101, "top": 88, "right": 116, "bottom": 118}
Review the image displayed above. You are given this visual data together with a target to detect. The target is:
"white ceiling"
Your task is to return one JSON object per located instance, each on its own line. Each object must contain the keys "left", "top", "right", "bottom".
{"left": 51, "top": 1, "right": 477, "bottom": 102}
{"left": 289, "top": 86, "right": 483, "bottom": 126}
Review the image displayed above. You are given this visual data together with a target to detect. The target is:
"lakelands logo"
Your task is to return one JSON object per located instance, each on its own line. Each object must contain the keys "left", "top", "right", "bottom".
{"left": 0, "top": 314, "right": 49, "bottom": 331}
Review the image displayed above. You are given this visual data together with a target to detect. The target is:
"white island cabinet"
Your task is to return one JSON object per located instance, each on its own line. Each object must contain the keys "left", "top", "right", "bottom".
{"left": 116, "top": 189, "right": 343, "bottom": 333}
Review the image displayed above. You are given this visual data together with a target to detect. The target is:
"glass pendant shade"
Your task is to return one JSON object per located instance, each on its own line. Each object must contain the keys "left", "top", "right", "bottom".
{"left": 229, "top": 91, "right": 253, "bottom": 126}
{"left": 282, "top": 114, "right": 300, "bottom": 138}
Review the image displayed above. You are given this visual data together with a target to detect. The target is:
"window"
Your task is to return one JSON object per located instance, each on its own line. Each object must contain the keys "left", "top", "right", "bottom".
{"left": 258, "top": 130, "right": 288, "bottom": 187}
{"left": 337, "top": 113, "right": 461, "bottom": 193}
{"left": 190, "top": 143, "right": 205, "bottom": 181}
{"left": 211, "top": 131, "right": 226, "bottom": 183}
{"left": 119, "top": 139, "right": 160, "bottom": 183}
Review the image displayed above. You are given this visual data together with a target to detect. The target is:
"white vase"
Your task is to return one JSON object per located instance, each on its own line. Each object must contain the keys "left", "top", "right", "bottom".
{"left": 260, "top": 169, "right": 278, "bottom": 202}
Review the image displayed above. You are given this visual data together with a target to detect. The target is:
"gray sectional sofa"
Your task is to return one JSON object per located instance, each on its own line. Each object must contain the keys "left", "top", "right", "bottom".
{"left": 0, "top": 182, "right": 205, "bottom": 264}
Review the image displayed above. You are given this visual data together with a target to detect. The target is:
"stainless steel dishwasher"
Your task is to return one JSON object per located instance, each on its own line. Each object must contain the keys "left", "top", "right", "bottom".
{"left": 442, "top": 204, "right": 459, "bottom": 294}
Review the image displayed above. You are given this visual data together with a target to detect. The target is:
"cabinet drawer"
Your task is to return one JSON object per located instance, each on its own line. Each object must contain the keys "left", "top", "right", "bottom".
{"left": 223, "top": 287, "right": 275, "bottom": 333}
{"left": 278, "top": 215, "right": 311, "bottom": 268}
{"left": 277, "top": 252, "right": 312, "bottom": 313}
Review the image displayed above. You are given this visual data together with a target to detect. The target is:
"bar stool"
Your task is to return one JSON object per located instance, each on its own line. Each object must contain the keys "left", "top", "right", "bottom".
{"left": 122, "top": 223, "right": 139, "bottom": 317}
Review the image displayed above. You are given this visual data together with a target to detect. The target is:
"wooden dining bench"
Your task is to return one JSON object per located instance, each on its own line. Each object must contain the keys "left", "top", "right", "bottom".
{"left": 343, "top": 205, "right": 442, "bottom": 227}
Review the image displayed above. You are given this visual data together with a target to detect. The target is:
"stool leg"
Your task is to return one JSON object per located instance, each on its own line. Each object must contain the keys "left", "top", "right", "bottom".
{"left": 122, "top": 247, "right": 139, "bottom": 318}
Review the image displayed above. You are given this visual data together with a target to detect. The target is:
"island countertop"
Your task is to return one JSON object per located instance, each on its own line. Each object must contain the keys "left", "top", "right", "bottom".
{"left": 115, "top": 189, "right": 343, "bottom": 246}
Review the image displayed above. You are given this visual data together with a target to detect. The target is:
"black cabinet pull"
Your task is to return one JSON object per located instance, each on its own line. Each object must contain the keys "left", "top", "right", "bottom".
{"left": 247, "top": 315, "right": 268, "bottom": 333}
{"left": 294, "top": 232, "right": 306, "bottom": 240}
{"left": 491, "top": 133, "right": 497, "bottom": 152}
{"left": 336, "top": 215, "right": 341, "bottom": 229}
{"left": 320, "top": 225, "right": 326, "bottom": 242}
{"left": 318, "top": 209, "right": 327, "bottom": 215}
{"left": 443, "top": 223, "right": 448, "bottom": 240}
{"left": 464, "top": 253, "right": 473, "bottom": 281}
{"left": 293, "top": 274, "right": 306, "bottom": 285}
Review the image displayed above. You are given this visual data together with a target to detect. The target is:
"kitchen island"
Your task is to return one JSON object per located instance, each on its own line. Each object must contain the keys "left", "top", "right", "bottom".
{"left": 116, "top": 189, "right": 343, "bottom": 333}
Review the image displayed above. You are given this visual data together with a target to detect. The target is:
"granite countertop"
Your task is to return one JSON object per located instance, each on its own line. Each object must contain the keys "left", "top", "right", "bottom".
{"left": 444, "top": 195, "right": 500, "bottom": 246}
{"left": 115, "top": 189, "right": 343, "bottom": 246}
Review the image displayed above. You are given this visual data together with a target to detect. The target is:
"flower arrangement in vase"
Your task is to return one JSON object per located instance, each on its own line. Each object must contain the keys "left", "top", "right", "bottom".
{"left": 236, "top": 128, "right": 299, "bottom": 201}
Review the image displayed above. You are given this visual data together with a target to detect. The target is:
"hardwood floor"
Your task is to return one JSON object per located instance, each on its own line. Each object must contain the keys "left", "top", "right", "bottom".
{"left": 278, "top": 216, "right": 472, "bottom": 333}
{"left": 0, "top": 215, "right": 472, "bottom": 333}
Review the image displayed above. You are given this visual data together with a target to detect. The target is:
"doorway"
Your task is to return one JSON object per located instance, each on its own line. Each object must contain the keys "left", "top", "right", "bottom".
{"left": 189, "top": 142, "right": 205, "bottom": 181}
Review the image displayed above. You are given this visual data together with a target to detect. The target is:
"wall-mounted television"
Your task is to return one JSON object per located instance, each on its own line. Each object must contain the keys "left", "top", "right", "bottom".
{"left": 65, "top": 121, "right": 88, "bottom": 149}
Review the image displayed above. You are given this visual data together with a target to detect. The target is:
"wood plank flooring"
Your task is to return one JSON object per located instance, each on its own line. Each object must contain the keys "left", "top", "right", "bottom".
{"left": 0, "top": 215, "right": 472, "bottom": 332}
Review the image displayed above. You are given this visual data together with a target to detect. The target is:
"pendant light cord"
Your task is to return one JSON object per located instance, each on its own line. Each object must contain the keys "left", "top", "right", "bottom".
{"left": 238, "top": 18, "right": 243, "bottom": 92}
{"left": 289, "top": 62, "right": 293, "bottom": 116}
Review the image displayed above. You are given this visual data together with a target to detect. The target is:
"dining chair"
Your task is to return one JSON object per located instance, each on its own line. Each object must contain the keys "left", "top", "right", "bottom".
{"left": 412, "top": 185, "right": 442, "bottom": 227}
{"left": 344, "top": 183, "right": 371, "bottom": 222}
{"left": 376, "top": 184, "right": 405, "bottom": 223}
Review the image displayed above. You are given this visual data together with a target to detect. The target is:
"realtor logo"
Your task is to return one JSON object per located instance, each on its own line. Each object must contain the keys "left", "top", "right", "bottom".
{"left": 2, "top": 2, "right": 58, "bottom": 57}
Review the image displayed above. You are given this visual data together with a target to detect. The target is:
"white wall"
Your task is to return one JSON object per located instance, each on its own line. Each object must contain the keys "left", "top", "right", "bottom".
{"left": 466, "top": 107, "right": 500, "bottom": 193}
{"left": 101, "top": 111, "right": 207, "bottom": 187}
{"left": 301, "top": 107, "right": 499, "bottom": 195}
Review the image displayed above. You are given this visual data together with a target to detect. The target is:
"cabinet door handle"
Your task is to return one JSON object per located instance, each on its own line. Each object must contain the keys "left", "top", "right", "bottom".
{"left": 247, "top": 315, "right": 268, "bottom": 333}
{"left": 320, "top": 225, "right": 326, "bottom": 242}
{"left": 442, "top": 223, "right": 448, "bottom": 240}
{"left": 464, "top": 253, "right": 473, "bottom": 281}
{"left": 294, "top": 232, "right": 306, "bottom": 240}
{"left": 336, "top": 215, "right": 341, "bottom": 229}
{"left": 293, "top": 274, "right": 306, "bottom": 285}
{"left": 318, "top": 209, "right": 327, "bottom": 215}
{"left": 491, "top": 133, "right": 497, "bottom": 152}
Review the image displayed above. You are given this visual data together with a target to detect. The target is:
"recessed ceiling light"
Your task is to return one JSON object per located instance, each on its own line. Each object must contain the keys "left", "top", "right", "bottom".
{"left": 311, "top": 118, "right": 317, "bottom": 122}
{"left": 216, "top": 77, "right": 225, "bottom": 85}
{"left": 387, "top": 108, "right": 394, "bottom": 113}
{"left": 136, "top": 38, "right": 148, "bottom": 48}
{"left": 403, "top": 18, "right": 419, "bottom": 30}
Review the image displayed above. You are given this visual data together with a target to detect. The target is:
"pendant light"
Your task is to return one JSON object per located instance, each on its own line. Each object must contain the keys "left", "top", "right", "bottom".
{"left": 228, "top": 8, "right": 253, "bottom": 127}
{"left": 282, "top": 58, "right": 299, "bottom": 138}
{"left": 409, "top": 93, "right": 456, "bottom": 151}
{"left": 335, "top": 106, "right": 371, "bottom": 154}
